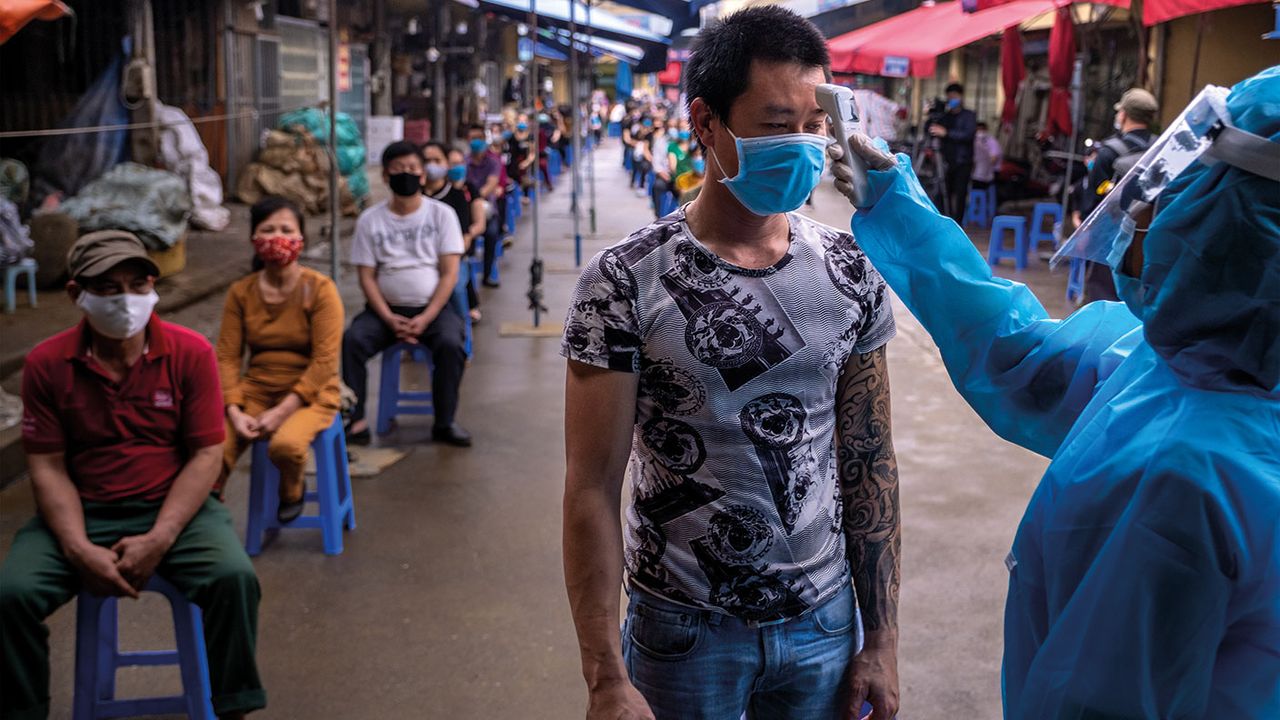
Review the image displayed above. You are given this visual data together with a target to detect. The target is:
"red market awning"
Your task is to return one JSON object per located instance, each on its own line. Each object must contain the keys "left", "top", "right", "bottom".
{"left": 1143, "top": 0, "right": 1268, "bottom": 24}
{"left": 828, "top": 0, "right": 1058, "bottom": 79}
{"left": 972, "top": 0, "right": 1126, "bottom": 10}
{"left": 971, "top": 0, "right": 1266, "bottom": 25}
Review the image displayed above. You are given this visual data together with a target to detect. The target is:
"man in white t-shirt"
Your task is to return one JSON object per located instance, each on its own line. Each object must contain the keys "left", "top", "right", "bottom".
{"left": 341, "top": 140, "right": 471, "bottom": 447}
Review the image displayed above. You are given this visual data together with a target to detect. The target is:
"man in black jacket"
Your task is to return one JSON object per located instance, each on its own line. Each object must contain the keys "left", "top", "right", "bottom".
{"left": 929, "top": 82, "right": 977, "bottom": 221}
{"left": 1073, "top": 88, "right": 1157, "bottom": 302}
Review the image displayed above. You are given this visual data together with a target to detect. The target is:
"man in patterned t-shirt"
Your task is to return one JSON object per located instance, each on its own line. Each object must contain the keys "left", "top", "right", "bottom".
{"left": 561, "top": 7, "right": 901, "bottom": 720}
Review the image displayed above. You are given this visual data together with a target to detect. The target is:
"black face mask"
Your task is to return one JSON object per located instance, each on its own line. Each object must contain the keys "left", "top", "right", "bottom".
{"left": 388, "top": 172, "right": 422, "bottom": 197}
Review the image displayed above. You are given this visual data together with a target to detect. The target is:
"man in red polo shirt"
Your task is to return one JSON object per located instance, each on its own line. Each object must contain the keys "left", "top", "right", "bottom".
{"left": 0, "top": 231, "right": 265, "bottom": 720}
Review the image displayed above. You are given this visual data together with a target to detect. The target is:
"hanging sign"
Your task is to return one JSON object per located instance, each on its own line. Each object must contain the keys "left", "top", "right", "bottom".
{"left": 882, "top": 55, "right": 910, "bottom": 78}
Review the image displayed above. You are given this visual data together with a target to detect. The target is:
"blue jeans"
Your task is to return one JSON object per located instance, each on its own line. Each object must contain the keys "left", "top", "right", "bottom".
{"left": 622, "top": 582, "right": 863, "bottom": 720}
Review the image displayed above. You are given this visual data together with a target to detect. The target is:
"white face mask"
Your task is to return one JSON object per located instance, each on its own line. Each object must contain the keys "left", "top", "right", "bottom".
{"left": 77, "top": 290, "right": 158, "bottom": 340}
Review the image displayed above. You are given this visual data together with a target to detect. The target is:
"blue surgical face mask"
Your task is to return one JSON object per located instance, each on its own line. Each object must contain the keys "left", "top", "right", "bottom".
{"left": 469, "top": 138, "right": 487, "bottom": 154}
{"left": 448, "top": 164, "right": 467, "bottom": 183}
{"left": 516, "top": 122, "right": 529, "bottom": 132}
{"left": 691, "top": 157, "right": 706, "bottom": 174}
{"left": 947, "top": 97, "right": 962, "bottom": 110}
{"left": 678, "top": 130, "right": 691, "bottom": 141}
{"left": 709, "top": 124, "right": 828, "bottom": 216}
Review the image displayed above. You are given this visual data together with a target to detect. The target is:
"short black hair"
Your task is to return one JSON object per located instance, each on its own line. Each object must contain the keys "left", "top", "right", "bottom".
{"left": 946, "top": 82, "right": 965, "bottom": 95}
{"left": 421, "top": 140, "right": 450, "bottom": 160}
{"left": 381, "top": 140, "right": 423, "bottom": 170}
{"left": 683, "top": 6, "right": 830, "bottom": 123}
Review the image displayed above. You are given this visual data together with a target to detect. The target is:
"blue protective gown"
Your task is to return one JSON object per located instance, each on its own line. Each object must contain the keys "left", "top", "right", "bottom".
{"left": 848, "top": 68, "right": 1280, "bottom": 719}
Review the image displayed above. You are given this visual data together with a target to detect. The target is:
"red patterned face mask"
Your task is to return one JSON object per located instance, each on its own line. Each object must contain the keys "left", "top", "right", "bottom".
{"left": 252, "top": 235, "right": 304, "bottom": 266}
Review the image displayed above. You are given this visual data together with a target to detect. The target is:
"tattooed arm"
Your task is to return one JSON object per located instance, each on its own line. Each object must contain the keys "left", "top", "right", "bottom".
{"left": 837, "top": 345, "right": 901, "bottom": 719}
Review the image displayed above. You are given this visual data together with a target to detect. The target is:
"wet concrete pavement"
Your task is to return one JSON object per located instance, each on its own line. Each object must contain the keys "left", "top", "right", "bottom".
{"left": 0, "top": 141, "right": 1072, "bottom": 719}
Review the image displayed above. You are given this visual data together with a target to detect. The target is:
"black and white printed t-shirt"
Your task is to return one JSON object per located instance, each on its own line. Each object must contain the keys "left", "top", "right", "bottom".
{"left": 561, "top": 207, "right": 896, "bottom": 624}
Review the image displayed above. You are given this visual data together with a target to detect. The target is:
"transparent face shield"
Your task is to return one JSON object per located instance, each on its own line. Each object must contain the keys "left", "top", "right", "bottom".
{"left": 1051, "top": 86, "right": 1233, "bottom": 269}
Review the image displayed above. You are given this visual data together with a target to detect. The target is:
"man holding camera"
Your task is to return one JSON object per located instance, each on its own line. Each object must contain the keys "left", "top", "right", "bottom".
{"left": 928, "top": 82, "right": 977, "bottom": 221}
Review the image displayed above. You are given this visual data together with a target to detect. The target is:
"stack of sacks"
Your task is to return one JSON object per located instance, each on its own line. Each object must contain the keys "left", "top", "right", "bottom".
{"left": 236, "top": 129, "right": 358, "bottom": 216}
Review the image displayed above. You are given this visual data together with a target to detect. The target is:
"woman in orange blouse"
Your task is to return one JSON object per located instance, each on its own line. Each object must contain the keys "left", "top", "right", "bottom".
{"left": 217, "top": 196, "right": 344, "bottom": 523}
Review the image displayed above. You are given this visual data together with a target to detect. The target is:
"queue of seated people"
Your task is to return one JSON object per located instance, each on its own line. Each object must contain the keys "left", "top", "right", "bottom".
{"left": 0, "top": 134, "right": 515, "bottom": 718}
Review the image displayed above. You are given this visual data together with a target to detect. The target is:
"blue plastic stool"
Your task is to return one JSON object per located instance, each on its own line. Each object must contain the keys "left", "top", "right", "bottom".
{"left": 988, "top": 215, "right": 1029, "bottom": 270}
{"left": 987, "top": 185, "right": 998, "bottom": 216}
{"left": 962, "top": 189, "right": 991, "bottom": 228}
{"left": 4, "top": 257, "right": 37, "bottom": 314}
{"left": 378, "top": 342, "right": 435, "bottom": 436}
{"left": 511, "top": 184, "right": 523, "bottom": 218}
{"left": 504, "top": 194, "right": 519, "bottom": 234}
{"left": 73, "top": 576, "right": 215, "bottom": 720}
{"left": 488, "top": 230, "right": 505, "bottom": 286}
{"left": 1030, "top": 202, "right": 1063, "bottom": 251}
{"left": 245, "top": 413, "right": 355, "bottom": 556}
{"left": 376, "top": 285, "right": 473, "bottom": 437}
{"left": 475, "top": 232, "right": 503, "bottom": 286}
{"left": 1066, "top": 257, "right": 1087, "bottom": 303}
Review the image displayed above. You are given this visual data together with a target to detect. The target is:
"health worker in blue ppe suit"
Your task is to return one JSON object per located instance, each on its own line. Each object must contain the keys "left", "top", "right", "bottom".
{"left": 828, "top": 66, "right": 1280, "bottom": 718}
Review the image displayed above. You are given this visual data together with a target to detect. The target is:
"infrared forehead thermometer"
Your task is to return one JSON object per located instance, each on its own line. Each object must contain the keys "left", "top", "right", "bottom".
{"left": 816, "top": 83, "right": 871, "bottom": 207}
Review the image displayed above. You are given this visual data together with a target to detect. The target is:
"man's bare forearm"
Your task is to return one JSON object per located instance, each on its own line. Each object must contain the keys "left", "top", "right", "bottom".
{"left": 836, "top": 346, "right": 901, "bottom": 635}
{"left": 150, "top": 444, "right": 221, "bottom": 544}
{"left": 29, "top": 453, "right": 93, "bottom": 557}
{"left": 563, "top": 477, "right": 629, "bottom": 689}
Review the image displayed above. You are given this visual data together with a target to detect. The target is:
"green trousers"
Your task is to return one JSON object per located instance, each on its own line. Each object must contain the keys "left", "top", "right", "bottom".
{"left": 0, "top": 497, "right": 266, "bottom": 719}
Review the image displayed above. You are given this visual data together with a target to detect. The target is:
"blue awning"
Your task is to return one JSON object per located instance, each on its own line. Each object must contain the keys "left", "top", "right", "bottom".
{"left": 477, "top": 0, "right": 667, "bottom": 44}
{"left": 534, "top": 40, "right": 568, "bottom": 61}
{"left": 476, "top": 0, "right": 671, "bottom": 71}
{"left": 540, "top": 28, "right": 646, "bottom": 62}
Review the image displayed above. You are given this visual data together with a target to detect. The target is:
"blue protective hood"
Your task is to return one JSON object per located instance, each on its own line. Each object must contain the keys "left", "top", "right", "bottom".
{"left": 1119, "top": 66, "right": 1280, "bottom": 397}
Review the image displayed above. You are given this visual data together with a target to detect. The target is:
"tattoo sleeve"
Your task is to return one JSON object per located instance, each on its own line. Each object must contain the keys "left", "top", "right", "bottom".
{"left": 836, "top": 345, "right": 901, "bottom": 633}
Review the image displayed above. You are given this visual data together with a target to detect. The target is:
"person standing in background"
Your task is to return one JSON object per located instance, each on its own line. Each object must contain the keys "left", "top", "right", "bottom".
{"left": 928, "top": 82, "right": 977, "bottom": 221}
{"left": 1071, "top": 88, "right": 1157, "bottom": 302}
{"left": 970, "top": 121, "right": 1001, "bottom": 200}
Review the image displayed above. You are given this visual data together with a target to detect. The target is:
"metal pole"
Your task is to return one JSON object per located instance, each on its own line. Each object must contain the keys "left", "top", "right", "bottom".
{"left": 570, "top": 0, "right": 583, "bottom": 267}
{"left": 528, "top": 0, "right": 543, "bottom": 326}
{"left": 586, "top": 0, "right": 597, "bottom": 237}
{"left": 1059, "top": 55, "right": 1083, "bottom": 237}
{"left": 328, "top": 0, "right": 340, "bottom": 280}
